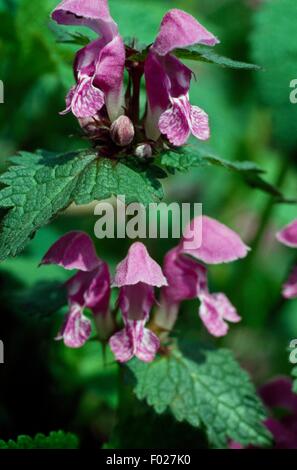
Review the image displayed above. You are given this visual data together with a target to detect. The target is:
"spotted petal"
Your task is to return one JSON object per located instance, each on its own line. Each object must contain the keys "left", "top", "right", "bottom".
{"left": 57, "top": 304, "right": 92, "bottom": 348}
{"left": 109, "top": 320, "right": 160, "bottom": 363}
{"left": 199, "top": 292, "right": 241, "bottom": 337}
{"left": 159, "top": 95, "right": 210, "bottom": 146}
{"left": 69, "top": 75, "right": 105, "bottom": 118}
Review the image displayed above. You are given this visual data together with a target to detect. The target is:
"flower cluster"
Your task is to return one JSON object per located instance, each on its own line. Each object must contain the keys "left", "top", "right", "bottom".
{"left": 276, "top": 219, "right": 297, "bottom": 299}
{"left": 51, "top": 0, "right": 219, "bottom": 154}
{"left": 41, "top": 215, "right": 248, "bottom": 363}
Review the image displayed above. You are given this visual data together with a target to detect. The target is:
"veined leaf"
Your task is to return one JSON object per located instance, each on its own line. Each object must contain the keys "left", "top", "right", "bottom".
{"left": 0, "top": 431, "right": 79, "bottom": 449}
{"left": 128, "top": 347, "right": 272, "bottom": 449}
{"left": 0, "top": 150, "right": 163, "bottom": 261}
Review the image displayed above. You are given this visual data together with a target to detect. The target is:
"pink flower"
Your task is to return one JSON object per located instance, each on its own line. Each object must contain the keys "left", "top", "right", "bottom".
{"left": 144, "top": 9, "right": 219, "bottom": 146}
{"left": 41, "top": 231, "right": 112, "bottom": 347}
{"left": 157, "top": 216, "right": 249, "bottom": 337}
{"left": 52, "top": 0, "right": 125, "bottom": 121}
{"left": 109, "top": 242, "right": 167, "bottom": 363}
{"left": 276, "top": 219, "right": 297, "bottom": 299}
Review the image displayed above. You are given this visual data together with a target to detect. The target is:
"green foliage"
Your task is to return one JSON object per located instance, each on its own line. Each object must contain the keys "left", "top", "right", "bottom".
{"left": 109, "top": 0, "right": 168, "bottom": 45}
{"left": 175, "top": 45, "right": 260, "bottom": 70}
{"left": 74, "top": 156, "right": 165, "bottom": 206}
{"left": 128, "top": 347, "right": 272, "bottom": 448}
{"left": 159, "top": 147, "right": 287, "bottom": 199}
{"left": 251, "top": 0, "right": 297, "bottom": 151}
{"left": 0, "top": 431, "right": 79, "bottom": 449}
{"left": 131, "top": 45, "right": 260, "bottom": 72}
{"left": 0, "top": 150, "right": 164, "bottom": 261}
{"left": 10, "top": 281, "right": 67, "bottom": 318}
{"left": 105, "top": 400, "right": 208, "bottom": 449}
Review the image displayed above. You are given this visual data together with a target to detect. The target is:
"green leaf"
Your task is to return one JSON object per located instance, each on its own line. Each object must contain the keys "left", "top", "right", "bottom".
{"left": 159, "top": 147, "right": 288, "bottom": 200}
{"left": 174, "top": 45, "right": 261, "bottom": 71}
{"left": 0, "top": 150, "right": 164, "bottom": 261}
{"left": 127, "top": 347, "right": 271, "bottom": 448}
{"left": 0, "top": 431, "right": 79, "bottom": 449}
{"left": 56, "top": 31, "right": 92, "bottom": 46}
{"left": 74, "top": 157, "right": 164, "bottom": 206}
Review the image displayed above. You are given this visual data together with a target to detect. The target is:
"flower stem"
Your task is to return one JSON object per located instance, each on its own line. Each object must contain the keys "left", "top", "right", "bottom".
{"left": 130, "top": 68, "right": 142, "bottom": 125}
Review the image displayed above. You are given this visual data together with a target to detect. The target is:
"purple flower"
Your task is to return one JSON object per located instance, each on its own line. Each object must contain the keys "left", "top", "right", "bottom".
{"left": 41, "top": 231, "right": 112, "bottom": 347}
{"left": 157, "top": 216, "right": 249, "bottom": 337}
{"left": 144, "top": 9, "right": 219, "bottom": 146}
{"left": 109, "top": 242, "right": 167, "bottom": 363}
{"left": 276, "top": 219, "right": 297, "bottom": 299}
{"left": 52, "top": 0, "right": 125, "bottom": 121}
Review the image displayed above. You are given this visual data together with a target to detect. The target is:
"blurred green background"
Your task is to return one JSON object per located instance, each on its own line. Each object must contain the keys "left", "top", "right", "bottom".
{"left": 0, "top": 0, "right": 296, "bottom": 448}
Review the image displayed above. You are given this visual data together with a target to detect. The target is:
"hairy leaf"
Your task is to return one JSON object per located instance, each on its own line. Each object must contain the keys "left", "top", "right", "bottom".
{"left": 0, "top": 150, "right": 163, "bottom": 261}
{"left": 128, "top": 347, "right": 271, "bottom": 448}
{"left": 174, "top": 45, "right": 261, "bottom": 70}
{"left": 160, "top": 147, "right": 288, "bottom": 200}
{"left": 0, "top": 150, "right": 96, "bottom": 261}
{"left": 74, "top": 157, "right": 164, "bottom": 206}
{"left": 0, "top": 431, "right": 79, "bottom": 449}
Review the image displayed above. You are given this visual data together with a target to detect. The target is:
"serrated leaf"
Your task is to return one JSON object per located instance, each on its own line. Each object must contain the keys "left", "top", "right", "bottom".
{"left": 127, "top": 347, "right": 272, "bottom": 448}
{"left": 159, "top": 147, "right": 289, "bottom": 200}
{"left": 174, "top": 45, "right": 261, "bottom": 70}
{"left": 0, "top": 150, "right": 97, "bottom": 261}
{"left": 0, "top": 150, "right": 164, "bottom": 261}
{"left": 0, "top": 431, "right": 79, "bottom": 449}
{"left": 74, "top": 157, "right": 164, "bottom": 206}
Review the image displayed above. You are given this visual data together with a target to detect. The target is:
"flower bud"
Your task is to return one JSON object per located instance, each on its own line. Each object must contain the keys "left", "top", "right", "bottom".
{"left": 134, "top": 143, "right": 153, "bottom": 158}
{"left": 110, "top": 116, "right": 135, "bottom": 147}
